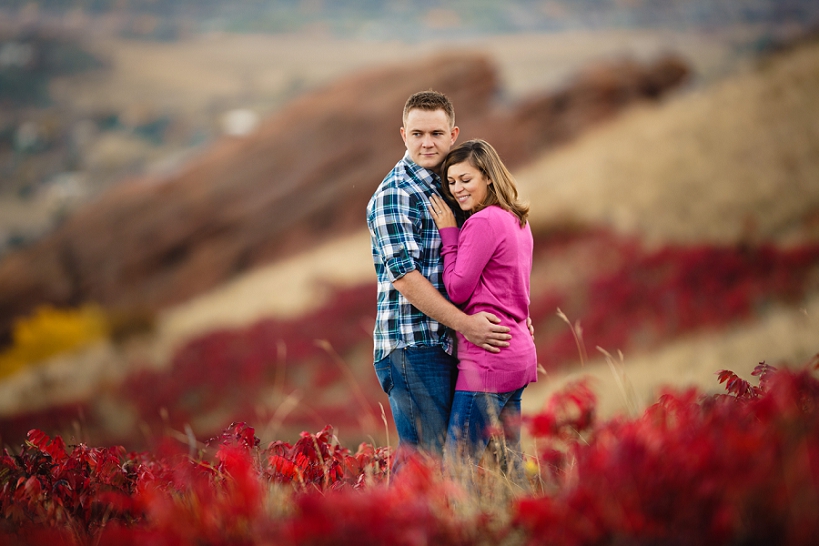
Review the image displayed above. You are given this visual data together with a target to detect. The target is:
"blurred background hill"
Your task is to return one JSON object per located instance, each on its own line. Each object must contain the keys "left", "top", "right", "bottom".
{"left": 1, "top": 0, "right": 818, "bottom": 451}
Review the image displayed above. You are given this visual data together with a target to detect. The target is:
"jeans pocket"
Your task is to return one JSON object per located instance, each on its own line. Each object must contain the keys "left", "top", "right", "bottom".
{"left": 374, "top": 357, "right": 393, "bottom": 395}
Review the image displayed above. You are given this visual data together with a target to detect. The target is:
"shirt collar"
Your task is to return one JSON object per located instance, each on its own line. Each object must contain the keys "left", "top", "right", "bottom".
{"left": 402, "top": 151, "right": 441, "bottom": 190}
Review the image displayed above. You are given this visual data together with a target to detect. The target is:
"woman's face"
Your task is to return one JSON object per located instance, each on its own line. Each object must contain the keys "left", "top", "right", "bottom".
{"left": 446, "top": 161, "right": 491, "bottom": 212}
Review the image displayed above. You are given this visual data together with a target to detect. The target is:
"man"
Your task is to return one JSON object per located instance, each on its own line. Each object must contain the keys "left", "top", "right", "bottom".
{"left": 366, "top": 90, "right": 511, "bottom": 464}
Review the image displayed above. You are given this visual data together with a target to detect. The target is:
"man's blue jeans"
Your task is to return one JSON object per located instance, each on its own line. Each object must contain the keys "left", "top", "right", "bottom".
{"left": 374, "top": 346, "right": 457, "bottom": 465}
{"left": 444, "top": 387, "right": 525, "bottom": 480}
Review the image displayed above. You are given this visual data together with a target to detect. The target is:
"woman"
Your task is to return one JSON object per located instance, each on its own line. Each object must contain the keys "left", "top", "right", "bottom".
{"left": 427, "top": 139, "right": 537, "bottom": 478}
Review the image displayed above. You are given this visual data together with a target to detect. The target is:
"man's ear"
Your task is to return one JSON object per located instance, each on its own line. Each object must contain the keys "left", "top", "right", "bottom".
{"left": 450, "top": 126, "right": 460, "bottom": 144}
{"left": 400, "top": 126, "right": 407, "bottom": 145}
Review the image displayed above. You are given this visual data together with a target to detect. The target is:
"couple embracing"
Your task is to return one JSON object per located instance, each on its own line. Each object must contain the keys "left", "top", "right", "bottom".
{"left": 366, "top": 90, "right": 537, "bottom": 479}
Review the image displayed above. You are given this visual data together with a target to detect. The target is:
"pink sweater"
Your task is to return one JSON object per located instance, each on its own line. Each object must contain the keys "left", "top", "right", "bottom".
{"left": 439, "top": 205, "right": 538, "bottom": 393}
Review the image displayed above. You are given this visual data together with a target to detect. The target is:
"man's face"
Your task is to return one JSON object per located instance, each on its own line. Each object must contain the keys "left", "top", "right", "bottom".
{"left": 400, "top": 108, "right": 459, "bottom": 170}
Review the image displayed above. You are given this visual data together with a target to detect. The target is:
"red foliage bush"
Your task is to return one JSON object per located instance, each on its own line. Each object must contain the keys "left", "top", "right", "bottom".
{"left": 517, "top": 362, "right": 819, "bottom": 546}
{"left": 266, "top": 424, "right": 391, "bottom": 490}
{"left": 0, "top": 421, "right": 396, "bottom": 544}
{"left": 0, "top": 429, "right": 138, "bottom": 540}
{"left": 0, "top": 402, "right": 90, "bottom": 454}
{"left": 278, "top": 456, "right": 478, "bottom": 546}
{"left": 530, "top": 234, "right": 819, "bottom": 370}
{"left": 3, "top": 363, "right": 818, "bottom": 545}
{"left": 116, "top": 284, "right": 379, "bottom": 439}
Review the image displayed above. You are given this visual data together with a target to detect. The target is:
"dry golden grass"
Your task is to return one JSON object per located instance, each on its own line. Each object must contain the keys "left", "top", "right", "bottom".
{"left": 0, "top": 340, "right": 121, "bottom": 416}
{"left": 518, "top": 41, "right": 819, "bottom": 246}
{"left": 156, "top": 230, "right": 375, "bottom": 355}
{"left": 521, "top": 292, "right": 819, "bottom": 421}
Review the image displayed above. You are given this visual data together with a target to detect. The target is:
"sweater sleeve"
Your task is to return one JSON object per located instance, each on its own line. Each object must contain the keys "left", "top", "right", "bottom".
{"left": 439, "top": 216, "right": 497, "bottom": 305}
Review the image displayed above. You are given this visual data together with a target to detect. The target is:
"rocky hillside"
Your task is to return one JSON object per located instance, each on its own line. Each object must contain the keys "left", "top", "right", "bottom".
{"left": 0, "top": 52, "right": 687, "bottom": 342}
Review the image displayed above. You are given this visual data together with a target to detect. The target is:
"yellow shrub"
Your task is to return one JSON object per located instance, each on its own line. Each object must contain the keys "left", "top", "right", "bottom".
{"left": 0, "top": 304, "right": 109, "bottom": 379}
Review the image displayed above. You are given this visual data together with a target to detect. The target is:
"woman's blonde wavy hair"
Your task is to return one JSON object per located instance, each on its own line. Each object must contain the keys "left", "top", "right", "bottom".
{"left": 441, "top": 139, "right": 529, "bottom": 227}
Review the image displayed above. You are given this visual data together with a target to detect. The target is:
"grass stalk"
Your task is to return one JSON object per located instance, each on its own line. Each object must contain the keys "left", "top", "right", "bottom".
{"left": 557, "top": 308, "right": 587, "bottom": 367}
{"left": 597, "top": 346, "right": 640, "bottom": 416}
{"left": 315, "top": 339, "right": 378, "bottom": 434}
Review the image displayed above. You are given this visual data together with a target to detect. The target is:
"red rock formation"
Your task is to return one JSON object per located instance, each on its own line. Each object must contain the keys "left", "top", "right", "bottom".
{"left": 0, "top": 52, "right": 688, "bottom": 340}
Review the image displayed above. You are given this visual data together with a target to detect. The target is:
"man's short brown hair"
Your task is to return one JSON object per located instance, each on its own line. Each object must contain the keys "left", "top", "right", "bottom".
{"left": 403, "top": 90, "right": 455, "bottom": 128}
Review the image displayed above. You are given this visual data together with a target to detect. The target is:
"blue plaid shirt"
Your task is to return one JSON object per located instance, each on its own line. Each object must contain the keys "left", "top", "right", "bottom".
{"left": 366, "top": 152, "right": 454, "bottom": 362}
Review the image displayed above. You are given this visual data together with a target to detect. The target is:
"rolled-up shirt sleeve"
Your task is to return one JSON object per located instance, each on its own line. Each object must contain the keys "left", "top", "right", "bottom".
{"left": 439, "top": 217, "right": 497, "bottom": 304}
{"left": 367, "top": 186, "right": 421, "bottom": 282}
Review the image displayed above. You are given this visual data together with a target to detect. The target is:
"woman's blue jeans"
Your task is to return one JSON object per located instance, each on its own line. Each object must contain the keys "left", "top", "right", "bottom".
{"left": 374, "top": 346, "right": 457, "bottom": 467}
{"left": 445, "top": 387, "right": 525, "bottom": 480}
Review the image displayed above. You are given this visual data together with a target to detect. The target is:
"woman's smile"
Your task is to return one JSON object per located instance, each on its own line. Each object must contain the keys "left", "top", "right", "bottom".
{"left": 446, "top": 161, "right": 491, "bottom": 212}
